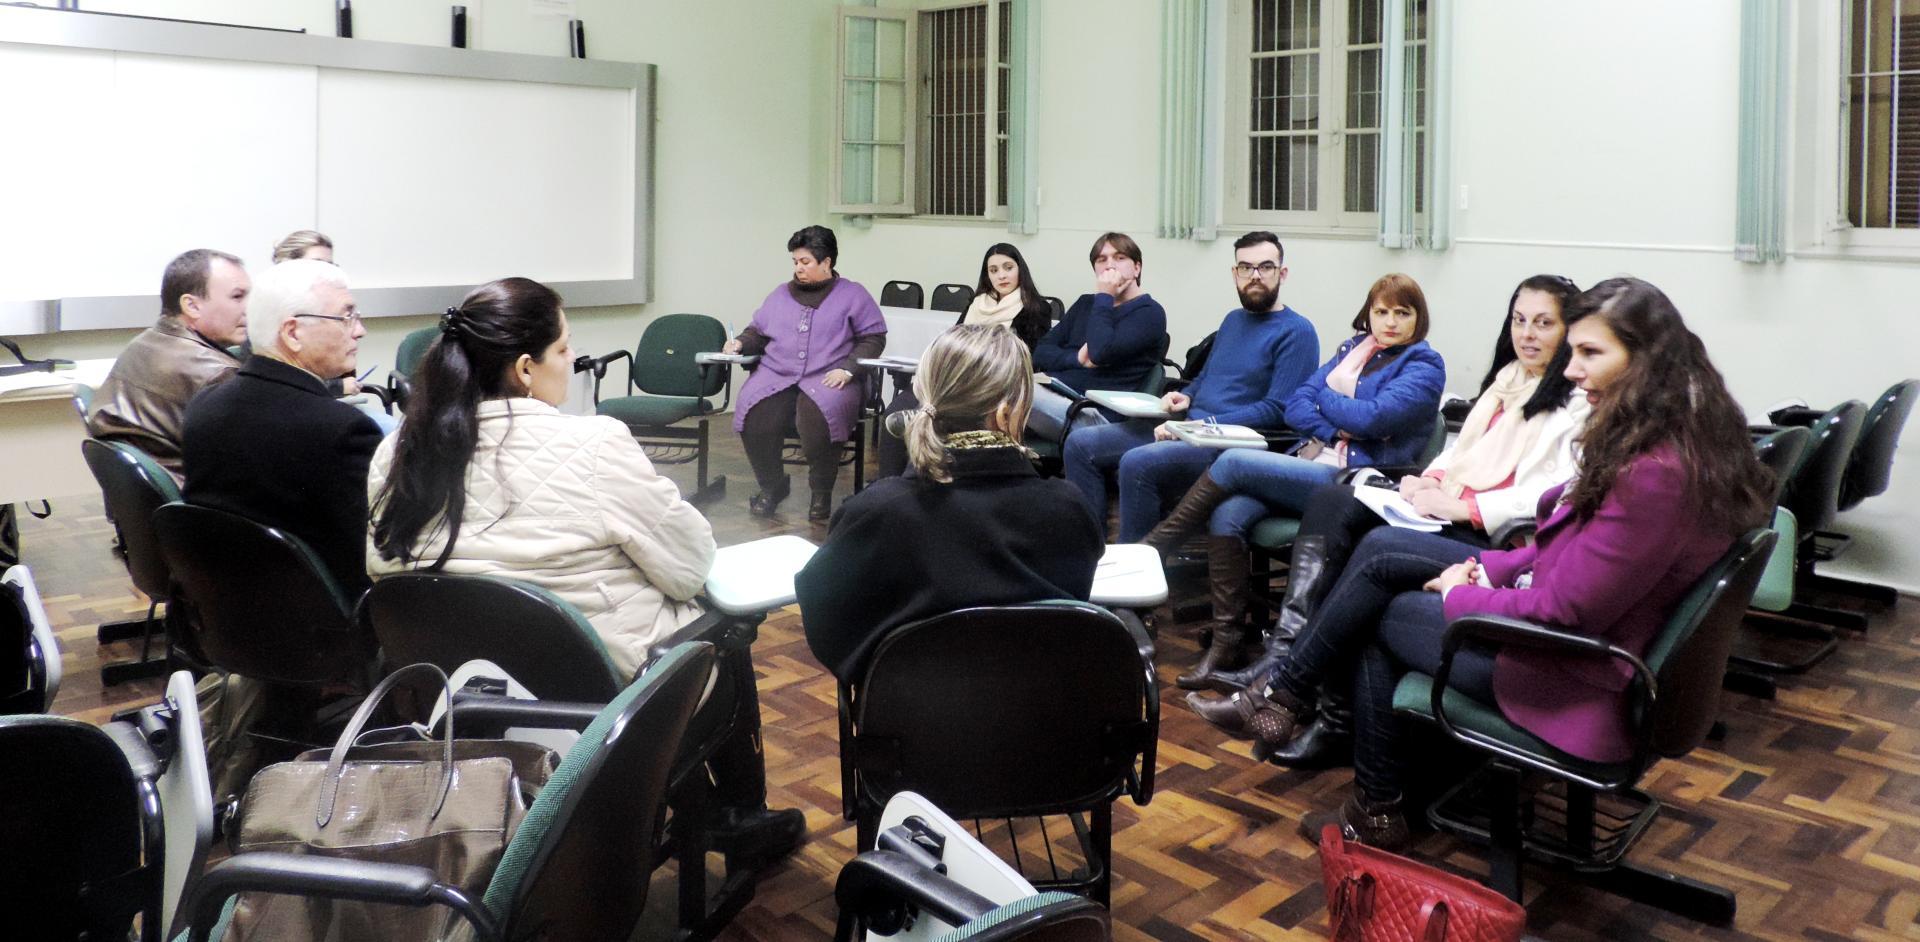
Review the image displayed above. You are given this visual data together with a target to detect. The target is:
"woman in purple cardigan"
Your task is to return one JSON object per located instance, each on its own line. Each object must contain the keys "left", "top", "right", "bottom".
{"left": 727, "top": 226, "right": 887, "bottom": 521}
{"left": 1200, "top": 277, "right": 1773, "bottom": 849}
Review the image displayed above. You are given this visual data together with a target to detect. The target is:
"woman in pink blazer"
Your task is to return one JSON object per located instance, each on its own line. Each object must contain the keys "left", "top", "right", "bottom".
{"left": 1202, "top": 277, "right": 1774, "bottom": 849}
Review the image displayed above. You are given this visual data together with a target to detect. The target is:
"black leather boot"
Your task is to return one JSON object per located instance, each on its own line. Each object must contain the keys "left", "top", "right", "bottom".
{"left": 1140, "top": 469, "right": 1231, "bottom": 559}
{"left": 1205, "top": 535, "right": 1332, "bottom": 692}
{"left": 1177, "top": 535, "right": 1251, "bottom": 690}
{"left": 1267, "top": 687, "right": 1353, "bottom": 769}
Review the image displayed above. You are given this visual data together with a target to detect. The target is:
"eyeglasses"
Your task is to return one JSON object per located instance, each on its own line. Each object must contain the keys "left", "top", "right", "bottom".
{"left": 295, "top": 311, "right": 363, "bottom": 327}
{"left": 1232, "top": 262, "right": 1281, "bottom": 280}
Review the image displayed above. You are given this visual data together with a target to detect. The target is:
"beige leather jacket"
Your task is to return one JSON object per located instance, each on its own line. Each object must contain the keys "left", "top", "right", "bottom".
{"left": 86, "top": 317, "right": 241, "bottom": 482}
{"left": 366, "top": 398, "right": 716, "bottom": 679}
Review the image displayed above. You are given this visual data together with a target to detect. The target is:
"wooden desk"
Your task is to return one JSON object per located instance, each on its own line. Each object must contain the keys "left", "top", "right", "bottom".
{"left": 0, "top": 359, "right": 115, "bottom": 504}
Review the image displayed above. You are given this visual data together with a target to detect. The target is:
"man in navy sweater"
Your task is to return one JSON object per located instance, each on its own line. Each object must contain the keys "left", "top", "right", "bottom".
{"left": 1026, "top": 233, "right": 1167, "bottom": 440}
{"left": 1062, "top": 231, "right": 1318, "bottom": 540}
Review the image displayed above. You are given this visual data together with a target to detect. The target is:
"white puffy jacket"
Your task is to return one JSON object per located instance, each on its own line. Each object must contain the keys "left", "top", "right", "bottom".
{"left": 367, "top": 398, "right": 716, "bottom": 679}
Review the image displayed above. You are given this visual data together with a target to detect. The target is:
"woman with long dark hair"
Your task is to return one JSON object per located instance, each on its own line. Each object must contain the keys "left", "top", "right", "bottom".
{"left": 958, "top": 242, "right": 1052, "bottom": 351}
{"left": 368, "top": 277, "right": 715, "bottom": 677}
{"left": 367, "top": 277, "right": 805, "bottom": 865}
{"left": 1172, "top": 276, "right": 1586, "bottom": 747}
{"left": 1195, "top": 277, "right": 1772, "bottom": 849}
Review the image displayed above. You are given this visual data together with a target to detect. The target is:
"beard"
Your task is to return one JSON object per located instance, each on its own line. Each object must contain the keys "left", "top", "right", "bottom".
{"left": 1237, "top": 282, "right": 1277, "bottom": 313}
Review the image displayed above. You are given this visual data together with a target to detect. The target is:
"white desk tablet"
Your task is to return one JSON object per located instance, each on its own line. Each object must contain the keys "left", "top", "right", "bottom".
{"left": 1167, "top": 420, "right": 1268, "bottom": 450}
{"left": 856, "top": 356, "right": 922, "bottom": 374}
{"left": 694, "top": 352, "right": 761, "bottom": 366}
{"left": 1090, "top": 544, "right": 1168, "bottom": 608}
{"left": 869, "top": 790, "right": 1037, "bottom": 941}
{"left": 703, "top": 535, "right": 820, "bottom": 615}
{"left": 1084, "top": 389, "right": 1171, "bottom": 419}
{"left": 0, "top": 358, "right": 117, "bottom": 503}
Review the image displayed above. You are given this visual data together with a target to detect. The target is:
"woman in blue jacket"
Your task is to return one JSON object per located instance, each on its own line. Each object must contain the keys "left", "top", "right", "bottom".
{"left": 1143, "top": 273, "right": 1445, "bottom": 689}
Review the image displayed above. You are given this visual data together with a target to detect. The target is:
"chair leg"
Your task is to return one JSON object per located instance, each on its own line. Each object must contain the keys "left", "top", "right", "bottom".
{"left": 1781, "top": 601, "right": 1869, "bottom": 632}
{"left": 1090, "top": 802, "right": 1113, "bottom": 907}
{"left": 1806, "top": 572, "right": 1900, "bottom": 608}
{"left": 1486, "top": 765, "right": 1525, "bottom": 903}
{"left": 101, "top": 602, "right": 170, "bottom": 687}
{"left": 1579, "top": 862, "right": 1736, "bottom": 926}
{"left": 675, "top": 784, "right": 710, "bottom": 938}
{"left": 1733, "top": 611, "right": 1840, "bottom": 674}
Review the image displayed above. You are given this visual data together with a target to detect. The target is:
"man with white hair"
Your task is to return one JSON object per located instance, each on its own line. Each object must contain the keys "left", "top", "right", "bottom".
{"left": 181, "top": 258, "right": 380, "bottom": 594}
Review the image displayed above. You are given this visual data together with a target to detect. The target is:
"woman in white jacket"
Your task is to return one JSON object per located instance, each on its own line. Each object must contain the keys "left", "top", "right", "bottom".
{"left": 367, "top": 277, "right": 804, "bottom": 866}
{"left": 1155, "top": 275, "right": 1590, "bottom": 766}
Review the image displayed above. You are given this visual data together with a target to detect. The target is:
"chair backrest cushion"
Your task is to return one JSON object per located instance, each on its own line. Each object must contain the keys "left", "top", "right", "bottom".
{"left": 1639, "top": 528, "right": 1776, "bottom": 757}
{"left": 1417, "top": 411, "right": 1448, "bottom": 467}
{"left": 633, "top": 313, "right": 729, "bottom": 399}
{"left": 1841, "top": 378, "right": 1918, "bottom": 508}
{"left": 393, "top": 327, "right": 439, "bottom": 378}
{"left": 364, "top": 573, "right": 624, "bottom": 702}
{"left": 881, "top": 281, "right": 925, "bottom": 309}
{"left": 1752, "top": 425, "right": 1811, "bottom": 508}
{"left": 489, "top": 643, "right": 712, "bottom": 940}
{"left": 0, "top": 715, "right": 150, "bottom": 938}
{"left": 0, "top": 566, "right": 58, "bottom": 716}
{"left": 853, "top": 602, "right": 1150, "bottom": 818}
{"left": 931, "top": 283, "right": 975, "bottom": 314}
{"left": 1781, "top": 401, "right": 1864, "bottom": 535}
{"left": 153, "top": 503, "right": 371, "bottom": 686}
{"left": 83, "top": 439, "right": 182, "bottom": 599}
{"left": 1750, "top": 508, "right": 1798, "bottom": 614}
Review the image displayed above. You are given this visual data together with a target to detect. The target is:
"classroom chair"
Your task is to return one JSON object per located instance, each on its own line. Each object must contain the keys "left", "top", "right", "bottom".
{"left": 881, "top": 280, "right": 926, "bottom": 309}
{"left": 181, "top": 645, "right": 712, "bottom": 942}
{"left": 386, "top": 326, "right": 439, "bottom": 414}
{"left": 930, "top": 283, "right": 975, "bottom": 314}
{"left": 82, "top": 439, "right": 182, "bottom": 686}
{"left": 1394, "top": 527, "right": 1774, "bottom": 926}
{"left": 836, "top": 601, "right": 1159, "bottom": 905}
{"left": 585, "top": 313, "right": 734, "bottom": 505}
{"left": 0, "top": 565, "right": 60, "bottom": 716}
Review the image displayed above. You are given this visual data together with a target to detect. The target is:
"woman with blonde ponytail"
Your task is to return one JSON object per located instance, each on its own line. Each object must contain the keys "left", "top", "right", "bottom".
{"left": 796, "top": 325, "right": 1104, "bottom": 682}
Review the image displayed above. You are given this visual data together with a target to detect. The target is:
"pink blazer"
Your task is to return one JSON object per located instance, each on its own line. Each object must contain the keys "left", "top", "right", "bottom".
{"left": 1441, "top": 447, "right": 1733, "bottom": 763}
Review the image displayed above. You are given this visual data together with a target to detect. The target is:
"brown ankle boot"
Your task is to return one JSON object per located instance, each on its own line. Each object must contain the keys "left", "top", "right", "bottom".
{"left": 1299, "top": 792, "right": 1411, "bottom": 852}
{"left": 1140, "top": 469, "right": 1231, "bottom": 559}
{"left": 1177, "top": 535, "right": 1251, "bottom": 690}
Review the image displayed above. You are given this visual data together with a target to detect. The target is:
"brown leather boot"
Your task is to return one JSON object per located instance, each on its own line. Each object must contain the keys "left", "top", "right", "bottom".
{"left": 1177, "top": 535, "right": 1251, "bottom": 690}
{"left": 1299, "top": 792, "right": 1411, "bottom": 852}
{"left": 1139, "top": 469, "right": 1231, "bottom": 559}
{"left": 1207, "top": 535, "right": 1332, "bottom": 692}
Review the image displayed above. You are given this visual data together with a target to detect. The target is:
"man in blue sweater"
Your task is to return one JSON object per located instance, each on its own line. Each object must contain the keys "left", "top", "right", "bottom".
{"left": 1062, "top": 231, "right": 1318, "bottom": 541}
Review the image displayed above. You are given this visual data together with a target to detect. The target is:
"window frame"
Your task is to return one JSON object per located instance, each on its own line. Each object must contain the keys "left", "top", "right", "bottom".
{"left": 914, "top": 0, "right": 1008, "bottom": 221}
{"left": 1796, "top": 0, "right": 1920, "bottom": 257}
{"left": 831, "top": 6, "right": 917, "bottom": 217}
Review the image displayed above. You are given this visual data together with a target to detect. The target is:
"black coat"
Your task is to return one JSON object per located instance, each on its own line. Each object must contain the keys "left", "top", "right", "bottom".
{"left": 796, "top": 445, "right": 1104, "bottom": 683}
{"left": 181, "top": 355, "right": 383, "bottom": 595}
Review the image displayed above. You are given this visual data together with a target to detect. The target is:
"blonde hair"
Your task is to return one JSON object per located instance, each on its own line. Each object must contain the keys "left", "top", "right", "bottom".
{"left": 904, "top": 324, "right": 1034, "bottom": 483}
{"left": 272, "top": 229, "right": 333, "bottom": 263}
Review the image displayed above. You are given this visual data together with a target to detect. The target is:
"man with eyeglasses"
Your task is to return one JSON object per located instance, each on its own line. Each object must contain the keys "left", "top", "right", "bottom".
{"left": 86, "top": 248, "right": 250, "bottom": 484}
{"left": 1062, "top": 230, "right": 1318, "bottom": 547}
{"left": 182, "top": 258, "right": 382, "bottom": 596}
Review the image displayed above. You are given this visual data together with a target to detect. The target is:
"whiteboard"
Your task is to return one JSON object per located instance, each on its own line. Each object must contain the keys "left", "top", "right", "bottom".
{"left": 0, "top": 4, "right": 652, "bottom": 333}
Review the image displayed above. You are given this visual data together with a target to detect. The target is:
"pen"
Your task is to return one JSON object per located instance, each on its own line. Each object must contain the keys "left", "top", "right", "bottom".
{"left": 358, "top": 363, "right": 379, "bottom": 381}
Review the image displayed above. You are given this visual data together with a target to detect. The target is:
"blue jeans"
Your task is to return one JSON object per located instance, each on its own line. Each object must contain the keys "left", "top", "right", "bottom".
{"left": 1061, "top": 420, "right": 1152, "bottom": 534}
{"left": 1271, "top": 526, "right": 1498, "bottom": 803}
{"left": 1204, "top": 449, "right": 1343, "bottom": 540}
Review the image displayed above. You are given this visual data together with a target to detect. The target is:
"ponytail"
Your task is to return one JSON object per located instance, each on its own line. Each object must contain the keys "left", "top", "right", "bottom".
{"left": 903, "top": 325, "right": 1034, "bottom": 483}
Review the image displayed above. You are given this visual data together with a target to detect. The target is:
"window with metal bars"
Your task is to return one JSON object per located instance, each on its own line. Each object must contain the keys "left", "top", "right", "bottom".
{"left": 1230, "top": 0, "right": 1427, "bottom": 228}
{"left": 1845, "top": 0, "right": 1920, "bottom": 229}
{"left": 918, "top": 2, "right": 1008, "bottom": 217}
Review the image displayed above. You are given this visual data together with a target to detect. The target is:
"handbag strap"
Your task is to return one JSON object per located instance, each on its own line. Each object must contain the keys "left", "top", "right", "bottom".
{"left": 317, "top": 663, "right": 456, "bottom": 828}
{"left": 1419, "top": 899, "right": 1449, "bottom": 942}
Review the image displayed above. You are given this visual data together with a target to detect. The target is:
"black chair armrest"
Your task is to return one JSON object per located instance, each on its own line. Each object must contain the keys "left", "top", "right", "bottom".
{"left": 358, "top": 383, "right": 394, "bottom": 414}
{"left": 647, "top": 610, "right": 738, "bottom": 663}
{"left": 1162, "top": 376, "right": 1190, "bottom": 393}
{"left": 444, "top": 693, "right": 606, "bottom": 736}
{"left": 577, "top": 350, "right": 633, "bottom": 405}
{"left": 1488, "top": 516, "right": 1537, "bottom": 548}
{"left": 834, "top": 849, "right": 997, "bottom": 932}
{"left": 1428, "top": 614, "right": 1654, "bottom": 790}
{"left": 186, "top": 852, "right": 500, "bottom": 942}
{"left": 1261, "top": 430, "right": 1303, "bottom": 453}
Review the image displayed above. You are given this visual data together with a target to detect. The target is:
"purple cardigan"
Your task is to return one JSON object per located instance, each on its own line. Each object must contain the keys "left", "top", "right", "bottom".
{"left": 733, "top": 278, "right": 887, "bottom": 442}
{"left": 1441, "top": 447, "right": 1732, "bottom": 763}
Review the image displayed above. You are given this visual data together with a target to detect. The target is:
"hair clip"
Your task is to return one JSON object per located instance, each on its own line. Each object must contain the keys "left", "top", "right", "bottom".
{"left": 440, "top": 306, "right": 463, "bottom": 338}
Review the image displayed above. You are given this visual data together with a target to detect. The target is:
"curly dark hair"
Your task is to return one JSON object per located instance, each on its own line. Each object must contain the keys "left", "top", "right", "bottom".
{"left": 1563, "top": 277, "right": 1772, "bottom": 534}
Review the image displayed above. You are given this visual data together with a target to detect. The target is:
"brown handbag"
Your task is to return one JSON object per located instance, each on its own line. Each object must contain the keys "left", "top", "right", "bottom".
{"left": 226, "top": 663, "right": 558, "bottom": 941}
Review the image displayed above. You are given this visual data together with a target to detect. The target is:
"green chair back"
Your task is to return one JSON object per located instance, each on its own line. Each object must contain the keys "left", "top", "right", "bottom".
{"left": 1635, "top": 528, "right": 1777, "bottom": 758}
{"left": 632, "top": 314, "right": 728, "bottom": 399}
{"left": 1416, "top": 411, "right": 1448, "bottom": 467}
{"left": 393, "top": 327, "right": 439, "bottom": 378}
{"left": 82, "top": 440, "right": 180, "bottom": 603}
{"left": 1752, "top": 426, "right": 1811, "bottom": 507}
{"left": 483, "top": 642, "right": 713, "bottom": 941}
{"left": 362, "top": 572, "right": 625, "bottom": 702}
{"left": 1750, "top": 508, "right": 1797, "bottom": 613}
{"left": 1840, "top": 378, "right": 1918, "bottom": 509}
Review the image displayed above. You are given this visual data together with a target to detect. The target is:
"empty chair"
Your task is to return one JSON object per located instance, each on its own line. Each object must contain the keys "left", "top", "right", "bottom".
{"left": 182, "top": 643, "right": 714, "bottom": 942}
{"left": 880, "top": 280, "right": 926, "bottom": 309}
{"left": 930, "top": 283, "right": 975, "bottom": 313}
{"left": 1751, "top": 400, "right": 1866, "bottom": 636}
{"left": 1044, "top": 295, "right": 1066, "bottom": 323}
{"left": 1393, "top": 528, "right": 1775, "bottom": 925}
{"left": 386, "top": 325, "right": 439, "bottom": 414}
{"left": 587, "top": 313, "right": 735, "bottom": 504}
{"left": 1772, "top": 379, "right": 1918, "bottom": 606}
{"left": 82, "top": 438, "right": 182, "bottom": 685}
{"left": 0, "top": 565, "right": 60, "bottom": 715}
{"left": 837, "top": 602, "right": 1158, "bottom": 904}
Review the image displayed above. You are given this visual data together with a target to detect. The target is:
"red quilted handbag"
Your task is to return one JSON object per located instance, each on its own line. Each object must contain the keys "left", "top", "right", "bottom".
{"left": 1317, "top": 825, "right": 1527, "bottom": 942}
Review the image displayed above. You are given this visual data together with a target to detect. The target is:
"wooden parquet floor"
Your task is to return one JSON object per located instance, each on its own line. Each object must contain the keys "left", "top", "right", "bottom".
{"left": 20, "top": 433, "right": 1920, "bottom": 940}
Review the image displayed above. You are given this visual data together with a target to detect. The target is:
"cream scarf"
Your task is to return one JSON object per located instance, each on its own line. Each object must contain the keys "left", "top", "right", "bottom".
{"left": 1441, "top": 360, "right": 1546, "bottom": 497}
{"left": 961, "top": 290, "right": 1025, "bottom": 331}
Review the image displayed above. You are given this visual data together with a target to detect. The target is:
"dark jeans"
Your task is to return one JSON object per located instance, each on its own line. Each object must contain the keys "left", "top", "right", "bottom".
{"left": 740, "top": 385, "right": 838, "bottom": 496}
{"left": 685, "top": 627, "right": 772, "bottom": 810}
{"left": 1272, "top": 526, "right": 1499, "bottom": 804}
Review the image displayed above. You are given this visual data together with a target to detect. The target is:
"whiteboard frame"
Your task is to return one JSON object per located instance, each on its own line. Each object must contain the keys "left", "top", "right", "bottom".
{"left": 0, "top": 5, "right": 654, "bottom": 333}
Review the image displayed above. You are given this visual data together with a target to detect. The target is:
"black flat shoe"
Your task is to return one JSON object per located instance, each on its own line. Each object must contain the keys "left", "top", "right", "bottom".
{"left": 713, "top": 805, "right": 807, "bottom": 869}
{"left": 749, "top": 476, "right": 791, "bottom": 517}
{"left": 808, "top": 491, "right": 833, "bottom": 522}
